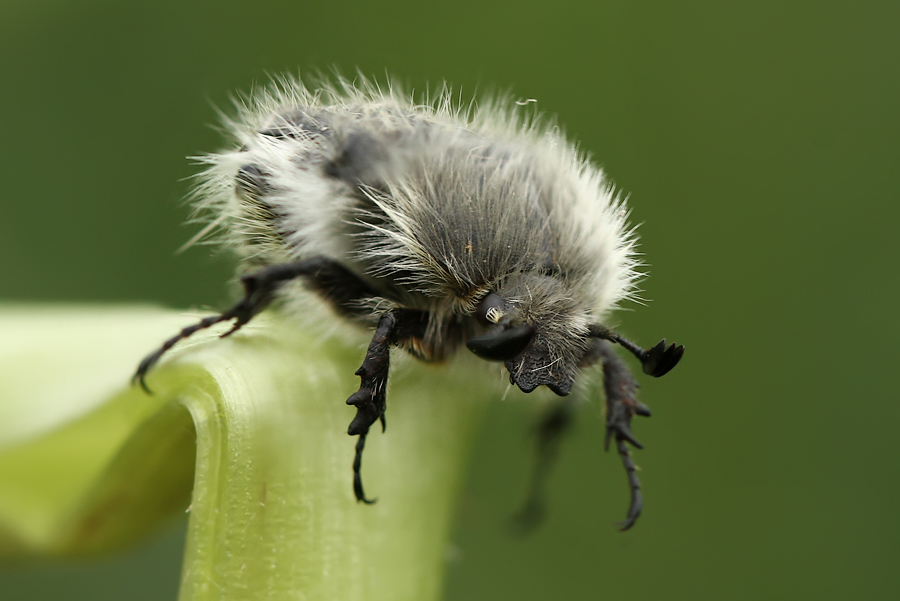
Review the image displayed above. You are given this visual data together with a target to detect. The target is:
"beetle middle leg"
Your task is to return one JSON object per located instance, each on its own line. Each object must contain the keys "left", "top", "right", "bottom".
{"left": 345, "top": 308, "right": 429, "bottom": 503}
{"left": 513, "top": 398, "right": 576, "bottom": 531}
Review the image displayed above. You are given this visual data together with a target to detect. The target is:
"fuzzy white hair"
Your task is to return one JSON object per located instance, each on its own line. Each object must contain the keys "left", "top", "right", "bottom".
{"left": 190, "top": 74, "right": 641, "bottom": 322}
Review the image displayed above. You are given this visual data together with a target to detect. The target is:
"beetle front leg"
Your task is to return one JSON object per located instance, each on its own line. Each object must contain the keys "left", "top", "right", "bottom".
{"left": 587, "top": 324, "right": 685, "bottom": 378}
{"left": 596, "top": 340, "right": 652, "bottom": 531}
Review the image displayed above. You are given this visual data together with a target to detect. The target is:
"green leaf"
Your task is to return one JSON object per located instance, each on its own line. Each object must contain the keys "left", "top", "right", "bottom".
{"left": 0, "top": 305, "right": 492, "bottom": 600}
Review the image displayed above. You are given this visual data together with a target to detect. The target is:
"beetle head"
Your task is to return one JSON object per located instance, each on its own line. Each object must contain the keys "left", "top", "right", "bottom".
{"left": 465, "top": 275, "right": 591, "bottom": 396}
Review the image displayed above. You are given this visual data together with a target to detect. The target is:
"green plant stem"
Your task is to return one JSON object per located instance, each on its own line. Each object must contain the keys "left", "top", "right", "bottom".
{"left": 0, "top": 306, "right": 492, "bottom": 601}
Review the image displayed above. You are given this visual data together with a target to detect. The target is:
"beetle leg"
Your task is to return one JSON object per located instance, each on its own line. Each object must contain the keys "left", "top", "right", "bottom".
{"left": 587, "top": 324, "right": 685, "bottom": 378}
{"left": 133, "top": 256, "right": 380, "bottom": 393}
{"left": 345, "top": 309, "right": 429, "bottom": 503}
{"left": 596, "top": 340, "right": 651, "bottom": 531}
{"left": 512, "top": 399, "right": 575, "bottom": 531}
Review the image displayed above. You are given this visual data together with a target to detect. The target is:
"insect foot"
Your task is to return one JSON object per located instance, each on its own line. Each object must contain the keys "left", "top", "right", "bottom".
{"left": 640, "top": 339, "right": 685, "bottom": 378}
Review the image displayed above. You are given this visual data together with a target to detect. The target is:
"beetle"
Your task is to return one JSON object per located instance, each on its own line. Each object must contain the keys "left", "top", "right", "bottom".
{"left": 134, "top": 75, "right": 684, "bottom": 530}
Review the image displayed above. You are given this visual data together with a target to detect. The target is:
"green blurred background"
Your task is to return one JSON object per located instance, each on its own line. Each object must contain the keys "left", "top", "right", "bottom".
{"left": 1, "top": 0, "right": 898, "bottom": 599}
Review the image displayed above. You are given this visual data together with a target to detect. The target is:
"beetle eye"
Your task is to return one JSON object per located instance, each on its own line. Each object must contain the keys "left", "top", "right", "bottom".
{"left": 466, "top": 325, "right": 535, "bottom": 361}
{"left": 475, "top": 292, "right": 505, "bottom": 326}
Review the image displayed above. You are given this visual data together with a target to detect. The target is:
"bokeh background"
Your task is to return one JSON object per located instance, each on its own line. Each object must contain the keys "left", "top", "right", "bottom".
{"left": 1, "top": 0, "right": 898, "bottom": 599}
